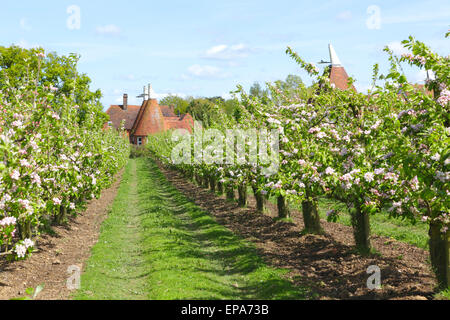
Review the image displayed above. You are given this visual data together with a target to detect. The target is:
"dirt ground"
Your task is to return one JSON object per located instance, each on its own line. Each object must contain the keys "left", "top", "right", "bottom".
{"left": 158, "top": 164, "right": 437, "bottom": 300}
{"left": 0, "top": 170, "right": 123, "bottom": 300}
{"left": 0, "top": 161, "right": 439, "bottom": 300}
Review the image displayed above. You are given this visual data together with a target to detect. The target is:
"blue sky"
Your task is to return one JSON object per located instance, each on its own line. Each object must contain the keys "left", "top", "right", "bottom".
{"left": 1, "top": 0, "right": 449, "bottom": 109}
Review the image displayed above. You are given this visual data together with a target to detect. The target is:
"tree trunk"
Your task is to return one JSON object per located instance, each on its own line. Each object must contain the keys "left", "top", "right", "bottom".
{"left": 54, "top": 206, "right": 67, "bottom": 225}
{"left": 349, "top": 202, "right": 371, "bottom": 254}
{"left": 277, "top": 195, "right": 290, "bottom": 218}
{"left": 238, "top": 183, "right": 247, "bottom": 207}
{"left": 226, "top": 185, "right": 235, "bottom": 201}
{"left": 209, "top": 176, "right": 216, "bottom": 192}
{"left": 202, "top": 176, "right": 209, "bottom": 188}
{"left": 252, "top": 185, "right": 265, "bottom": 213}
{"left": 217, "top": 181, "right": 224, "bottom": 195}
{"left": 18, "top": 220, "right": 32, "bottom": 240}
{"left": 195, "top": 173, "right": 202, "bottom": 185}
{"left": 301, "top": 189, "right": 323, "bottom": 234}
{"left": 429, "top": 222, "right": 449, "bottom": 290}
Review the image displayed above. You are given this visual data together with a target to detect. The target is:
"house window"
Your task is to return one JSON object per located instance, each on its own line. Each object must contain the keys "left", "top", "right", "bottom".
{"left": 108, "top": 121, "right": 112, "bottom": 127}
{"left": 137, "top": 137, "right": 143, "bottom": 146}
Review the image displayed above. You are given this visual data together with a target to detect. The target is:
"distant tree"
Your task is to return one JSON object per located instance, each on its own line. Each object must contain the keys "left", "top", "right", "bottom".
{"left": 273, "top": 74, "right": 310, "bottom": 103}
{"left": 249, "top": 82, "right": 266, "bottom": 98}
{"left": 159, "top": 95, "right": 190, "bottom": 114}
{"left": 222, "top": 98, "right": 239, "bottom": 115}
{"left": 185, "top": 98, "right": 218, "bottom": 127}
{"left": 206, "top": 96, "right": 225, "bottom": 104}
{"left": 249, "top": 82, "right": 270, "bottom": 105}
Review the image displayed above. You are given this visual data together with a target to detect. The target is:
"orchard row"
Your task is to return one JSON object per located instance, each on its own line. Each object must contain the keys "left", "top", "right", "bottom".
{"left": 147, "top": 35, "right": 449, "bottom": 290}
{"left": 0, "top": 49, "right": 129, "bottom": 260}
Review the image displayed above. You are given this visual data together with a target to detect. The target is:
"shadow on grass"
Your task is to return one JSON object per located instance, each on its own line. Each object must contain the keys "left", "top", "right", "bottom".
{"left": 137, "top": 158, "right": 309, "bottom": 300}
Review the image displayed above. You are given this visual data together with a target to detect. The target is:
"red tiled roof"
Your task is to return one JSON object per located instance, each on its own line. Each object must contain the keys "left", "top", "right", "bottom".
{"left": 165, "top": 115, "right": 194, "bottom": 132}
{"left": 106, "top": 105, "right": 141, "bottom": 130}
{"left": 160, "top": 105, "right": 176, "bottom": 117}
{"left": 131, "top": 99, "right": 166, "bottom": 136}
{"left": 329, "top": 66, "right": 355, "bottom": 91}
{"left": 106, "top": 98, "right": 194, "bottom": 139}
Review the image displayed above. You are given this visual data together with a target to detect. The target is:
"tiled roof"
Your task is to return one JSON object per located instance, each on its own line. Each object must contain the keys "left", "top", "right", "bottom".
{"left": 107, "top": 99, "right": 194, "bottom": 138}
{"left": 106, "top": 105, "right": 141, "bottom": 130}
{"left": 131, "top": 99, "right": 166, "bottom": 136}
{"left": 165, "top": 115, "right": 194, "bottom": 132}
{"left": 329, "top": 66, "right": 356, "bottom": 91}
{"left": 160, "top": 105, "right": 176, "bottom": 117}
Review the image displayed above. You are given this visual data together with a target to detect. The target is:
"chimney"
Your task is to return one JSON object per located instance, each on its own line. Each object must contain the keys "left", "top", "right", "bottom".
{"left": 123, "top": 94, "right": 128, "bottom": 110}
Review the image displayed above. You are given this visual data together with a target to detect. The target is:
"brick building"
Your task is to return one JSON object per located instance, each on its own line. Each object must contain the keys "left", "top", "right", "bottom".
{"left": 105, "top": 85, "right": 194, "bottom": 145}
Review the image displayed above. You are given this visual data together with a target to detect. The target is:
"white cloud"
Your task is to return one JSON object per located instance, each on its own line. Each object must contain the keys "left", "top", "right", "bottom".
{"left": 96, "top": 24, "right": 121, "bottom": 36}
{"left": 184, "top": 64, "right": 231, "bottom": 79}
{"left": 206, "top": 44, "right": 228, "bottom": 55}
{"left": 203, "top": 43, "right": 250, "bottom": 60}
{"left": 188, "top": 65, "right": 220, "bottom": 77}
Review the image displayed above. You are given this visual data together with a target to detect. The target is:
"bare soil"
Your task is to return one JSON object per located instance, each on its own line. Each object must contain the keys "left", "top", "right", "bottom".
{"left": 0, "top": 170, "right": 123, "bottom": 300}
{"left": 157, "top": 164, "right": 438, "bottom": 300}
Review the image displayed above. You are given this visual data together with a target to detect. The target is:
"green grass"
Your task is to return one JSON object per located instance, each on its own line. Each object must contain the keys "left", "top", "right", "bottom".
{"left": 251, "top": 186, "right": 428, "bottom": 250}
{"left": 316, "top": 198, "right": 429, "bottom": 250}
{"left": 74, "top": 158, "right": 311, "bottom": 300}
{"left": 435, "top": 289, "right": 450, "bottom": 300}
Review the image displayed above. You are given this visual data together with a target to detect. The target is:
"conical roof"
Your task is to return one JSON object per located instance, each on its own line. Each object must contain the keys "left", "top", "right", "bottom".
{"left": 327, "top": 43, "right": 355, "bottom": 91}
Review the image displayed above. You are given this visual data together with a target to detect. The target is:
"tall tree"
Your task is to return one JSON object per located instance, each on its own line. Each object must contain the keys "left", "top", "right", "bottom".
{"left": 159, "top": 95, "right": 191, "bottom": 114}
{"left": 0, "top": 46, "right": 106, "bottom": 128}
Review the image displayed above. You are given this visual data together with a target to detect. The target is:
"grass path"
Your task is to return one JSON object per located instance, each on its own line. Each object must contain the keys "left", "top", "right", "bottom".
{"left": 74, "top": 158, "right": 148, "bottom": 299}
{"left": 74, "top": 158, "right": 309, "bottom": 300}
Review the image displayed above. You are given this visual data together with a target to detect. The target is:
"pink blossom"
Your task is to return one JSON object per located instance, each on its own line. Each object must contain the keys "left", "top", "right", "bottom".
{"left": 364, "top": 172, "right": 374, "bottom": 182}
{"left": 10, "top": 170, "right": 20, "bottom": 180}
{"left": 0, "top": 216, "right": 17, "bottom": 226}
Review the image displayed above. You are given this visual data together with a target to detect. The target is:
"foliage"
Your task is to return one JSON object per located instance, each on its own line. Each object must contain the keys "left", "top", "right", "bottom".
{"left": 147, "top": 33, "right": 449, "bottom": 289}
{"left": 129, "top": 145, "right": 150, "bottom": 158}
{"left": 159, "top": 94, "right": 191, "bottom": 114}
{"left": 0, "top": 47, "right": 130, "bottom": 259}
{"left": 0, "top": 46, "right": 106, "bottom": 128}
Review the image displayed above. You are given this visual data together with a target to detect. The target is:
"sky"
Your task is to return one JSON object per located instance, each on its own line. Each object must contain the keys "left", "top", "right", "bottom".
{"left": 0, "top": 0, "right": 449, "bottom": 109}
